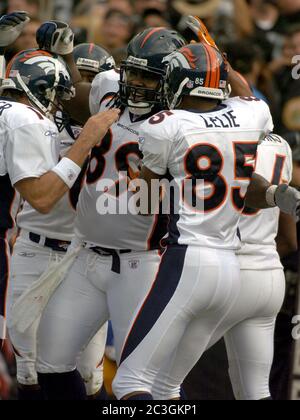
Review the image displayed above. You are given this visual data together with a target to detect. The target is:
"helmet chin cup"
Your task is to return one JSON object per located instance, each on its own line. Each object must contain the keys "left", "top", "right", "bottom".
{"left": 127, "top": 99, "right": 153, "bottom": 116}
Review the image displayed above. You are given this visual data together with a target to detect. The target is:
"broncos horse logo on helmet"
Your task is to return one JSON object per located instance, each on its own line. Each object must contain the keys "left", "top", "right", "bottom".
{"left": 0, "top": 49, "right": 74, "bottom": 131}
{"left": 163, "top": 43, "right": 231, "bottom": 110}
{"left": 119, "top": 27, "right": 186, "bottom": 115}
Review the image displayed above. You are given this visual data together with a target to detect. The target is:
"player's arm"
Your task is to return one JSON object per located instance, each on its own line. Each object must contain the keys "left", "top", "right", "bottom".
{"left": 185, "top": 16, "right": 252, "bottom": 97}
{"left": 60, "top": 52, "right": 92, "bottom": 125}
{"left": 233, "top": 0, "right": 254, "bottom": 38}
{"left": 227, "top": 62, "right": 252, "bottom": 97}
{"left": 276, "top": 212, "right": 297, "bottom": 258}
{"left": 138, "top": 119, "right": 174, "bottom": 214}
{"left": 139, "top": 166, "right": 162, "bottom": 215}
{"left": 245, "top": 173, "right": 271, "bottom": 209}
{"left": 35, "top": 21, "right": 91, "bottom": 125}
{"left": 12, "top": 109, "right": 119, "bottom": 214}
{"left": 245, "top": 173, "right": 300, "bottom": 217}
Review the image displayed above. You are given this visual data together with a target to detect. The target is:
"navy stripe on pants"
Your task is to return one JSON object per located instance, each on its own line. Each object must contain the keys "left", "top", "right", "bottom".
{"left": 120, "top": 245, "right": 188, "bottom": 364}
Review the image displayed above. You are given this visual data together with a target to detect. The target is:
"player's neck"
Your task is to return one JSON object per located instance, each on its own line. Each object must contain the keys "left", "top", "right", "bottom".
{"left": 1, "top": 90, "right": 27, "bottom": 104}
{"left": 18, "top": 96, "right": 31, "bottom": 107}
{"left": 179, "top": 96, "right": 220, "bottom": 112}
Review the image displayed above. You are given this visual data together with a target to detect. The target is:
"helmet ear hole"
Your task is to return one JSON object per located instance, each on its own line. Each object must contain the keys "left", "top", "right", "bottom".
{"left": 34, "top": 80, "right": 48, "bottom": 95}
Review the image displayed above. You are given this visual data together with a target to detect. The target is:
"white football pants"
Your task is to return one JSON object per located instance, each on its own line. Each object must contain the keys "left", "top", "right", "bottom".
{"left": 7, "top": 234, "right": 107, "bottom": 395}
{"left": 36, "top": 246, "right": 161, "bottom": 376}
{"left": 112, "top": 245, "right": 241, "bottom": 400}
{"left": 151, "top": 267, "right": 285, "bottom": 400}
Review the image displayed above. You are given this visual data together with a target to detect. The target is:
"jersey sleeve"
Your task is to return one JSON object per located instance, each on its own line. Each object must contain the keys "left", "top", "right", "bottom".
{"left": 89, "top": 70, "right": 119, "bottom": 115}
{"left": 257, "top": 99, "right": 274, "bottom": 135}
{"left": 254, "top": 141, "right": 269, "bottom": 179}
{"left": 5, "top": 123, "right": 58, "bottom": 185}
{"left": 139, "top": 114, "right": 178, "bottom": 176}
{"left": 254, "top": 135, "right": 293, "bottom": 184}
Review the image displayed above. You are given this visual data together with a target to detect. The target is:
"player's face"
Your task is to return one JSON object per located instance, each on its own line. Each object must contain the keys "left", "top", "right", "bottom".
{"left": 126, "top": 68, "right": 160, "bottom": 101}
{"left": 79, "top": 69, "right": 98, "bottom": 84}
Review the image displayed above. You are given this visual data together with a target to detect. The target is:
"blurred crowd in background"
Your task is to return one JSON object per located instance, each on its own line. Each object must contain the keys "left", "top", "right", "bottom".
{"left": 0, "top": 0, "right": 300, "bottom": 134}
{"left": 0, "top": 0, "right": 300, "bottom": 400}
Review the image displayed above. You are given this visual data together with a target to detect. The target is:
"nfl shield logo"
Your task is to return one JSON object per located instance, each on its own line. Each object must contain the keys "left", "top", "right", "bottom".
{"left": 186, "top": 80, "right": 194, "bottom": 89}
{"left": 129, "top": 260, "right": 139, "bottom": 269}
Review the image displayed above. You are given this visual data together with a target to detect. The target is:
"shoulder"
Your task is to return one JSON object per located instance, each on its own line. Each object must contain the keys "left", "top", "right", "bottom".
{"left": 224, "top": 96, "right": 272, "bottom": 130}
{"left": 225, "top": 96, "right": 271, "bottom": 115}
{"left": 0, "top": 99, "right": 53, "bottom": 130}
{"left": 257, "top": 134, "right": 293, "bottom": 172}
{"left": 90, "top": 69, "right": 119, "bottom": 99}
{"left": 89, "top": 69, "right": 120, "bottom": 115}
{"left": 140, "top": 110, "right": 181, "bottom": 143}
{"left": 259, "top": 133, "right": 290, "bottom": 151}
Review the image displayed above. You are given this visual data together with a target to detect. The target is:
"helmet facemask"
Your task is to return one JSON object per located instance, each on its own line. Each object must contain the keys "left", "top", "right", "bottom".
{"left": 119, "top": 61, "right": 166, "bottom": 115}
{"left": 119, "top": 27, "right": 187, "bottom": 115}
{"left": 25, "top": 59, "right": 74, "bottom": 131}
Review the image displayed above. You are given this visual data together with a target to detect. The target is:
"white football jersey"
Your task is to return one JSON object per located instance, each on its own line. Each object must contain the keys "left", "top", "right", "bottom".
{"left": 140, "top": 97, "right": 273, "bottom": 249}
{"left": 74, "top": 69, "right": 168, "bottom": 250}
{"left": 237, "top": 134, "right": 293, "bottom": 270}
{"left": 0, "top": 98, "right": 59, "bottom": 235}
{"left": 0, "top": 99, "right": 60, "bottom": 183}
{"left": 16, "top": 124, "right": 83, "bottom": 241}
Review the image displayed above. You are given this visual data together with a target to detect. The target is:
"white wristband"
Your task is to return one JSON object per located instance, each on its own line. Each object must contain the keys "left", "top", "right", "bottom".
{"left": 265, "top": 185, "right": 277, "bottom": 207}
{"left": 0, "top": 314, "right": 6, "bottom": 340}
{"left": 51, "top": 157, "right": 81, "bottom": 189}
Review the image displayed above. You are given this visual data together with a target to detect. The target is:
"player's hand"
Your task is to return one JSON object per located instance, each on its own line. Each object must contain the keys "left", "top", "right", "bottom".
{"left": 36, "top": 21, "right": 74, "bottom": 55}
{"left": 275, "top": 184, "right": 300, "bottom": 217}
{"left": 79, "top": 109, "right": 120, "bottom": 148}
{"left": 0, "top": 11, "right": 30, "bottom": 48}
{"left": 185, "top": 16, "right": 219, "bottom": 50}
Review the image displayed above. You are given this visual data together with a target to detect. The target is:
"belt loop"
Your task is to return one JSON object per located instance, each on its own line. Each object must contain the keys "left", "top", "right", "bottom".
{"left": 39, "top": 235, "right": 45, "bottom": 246}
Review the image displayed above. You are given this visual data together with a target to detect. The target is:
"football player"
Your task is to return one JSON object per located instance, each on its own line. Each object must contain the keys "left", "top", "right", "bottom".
{"left": 112, "top": 43, "right": 300, "bottom": 400}
{"left": 0, "top": 12, "right": 119, "bottom": 399}
{"left": 149, "top": 134, "right": 296, "bottom": 401}
{"left": 34, "top": 23, "right": 187, "bottom": 400}
{"left": 122, "top": 19, "right": 298, "bottom": 401}
{"left": 7, "top": 36, "right": 116, "bottom": 399}
{"left": 224, "top": 133, "right": 295, "bottom": 400}
{"left": 33, "top": 18, "right": 294, "bottom": 400}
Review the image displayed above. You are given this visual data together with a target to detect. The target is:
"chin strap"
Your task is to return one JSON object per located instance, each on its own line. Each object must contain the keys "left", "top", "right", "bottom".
{"left": 15, "top": 71, "right": 51, "bottom": 117}
{"left": 169, "top": 77, "right": 189, "bottom": 110}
